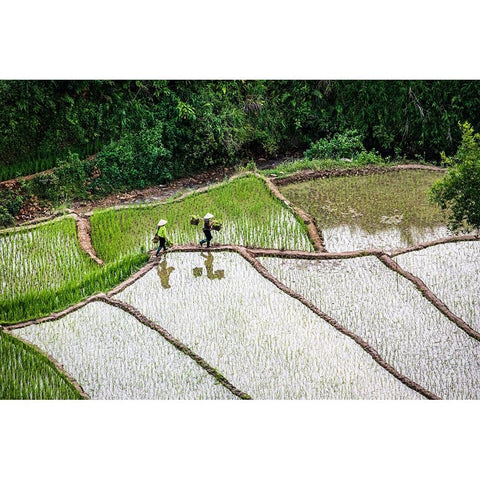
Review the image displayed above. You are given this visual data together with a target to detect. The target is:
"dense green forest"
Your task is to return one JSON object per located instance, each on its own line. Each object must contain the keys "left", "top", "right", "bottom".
{"left": 1, "top": 80, "right": 480, "bottom": 226}
{"left": 2, "top": 80, "right": 480, "bottom": 168}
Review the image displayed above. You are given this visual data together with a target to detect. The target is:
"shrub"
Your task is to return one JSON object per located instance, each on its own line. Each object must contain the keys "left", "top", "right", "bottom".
{"left": 0, "top": 205, "right": 14, "bottom": 227}
{"left": 55, "top": 151, "right": 90, "bottom": 200}
{"left": 430, "top": 122, "right": 480, "bottom": 231}
{"left": 353, "top": 150, "right": 385, "bottom": 165}
{"left": 90, "top": 124, "right": 172, "bottom": 195}
{"left": 0, "top": 189, "right": 23, "bottom": 217}
{"left": 304, "top": 130, "right": 366, "bottom": 160}
{"left": 28, "top": 172, "right": 60, "bottom": 202}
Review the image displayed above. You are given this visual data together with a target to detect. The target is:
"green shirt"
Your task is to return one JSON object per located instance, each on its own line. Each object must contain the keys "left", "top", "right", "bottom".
{"left": 156, "top": 226, "right": 167, "bottom": 238}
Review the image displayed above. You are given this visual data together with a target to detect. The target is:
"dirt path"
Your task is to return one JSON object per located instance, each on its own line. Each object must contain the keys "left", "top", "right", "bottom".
{"left": 67, "top": 157, "right": 284, "bottom": 214}
{"left": 7, "top": 161, "right": 442, "bottom": 227}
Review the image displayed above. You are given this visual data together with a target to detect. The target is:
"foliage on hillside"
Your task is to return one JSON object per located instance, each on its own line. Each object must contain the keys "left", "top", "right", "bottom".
{"left": 431, "top": 122, "right": 480, "bottom": 231}
{"left": 2, "top": 80, "right": 480, "bottom": 171}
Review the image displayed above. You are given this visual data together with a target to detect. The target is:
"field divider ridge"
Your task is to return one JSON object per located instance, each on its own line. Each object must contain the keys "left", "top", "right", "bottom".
{"left": 234, "top": 246, "right": 440, "bottom": 400}
{"left": 150, "top": 244, "right": 383, "bottom": 260}
{"left": 390, "top": 234, "right": 480, "bottom": 257}
{"left": 73, "top": 213, "right": 105, "bottom": 266}
{"left": 376, "top": 253, "right": 480, "bottom": 342}
{"left": 4, "top": 330, "right": 90, "bottom": 399}
{"left": 248, "top": 247, "right": 383, "bottom": 260}
{"left": 3, "top": 293, "right": 106, "bottom": 331}
{"left": 96, "top": 294, "right": 252, "bottom": 400}
{"left": 271, "top": 163, "right": 446, "bottom": 187}
{"left": 254, "top": 172, "right": 326, "bottom": 252}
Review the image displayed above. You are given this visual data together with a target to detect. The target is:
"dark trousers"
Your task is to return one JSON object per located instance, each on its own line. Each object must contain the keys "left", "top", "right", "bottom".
{"left": 156, "top": 237, "right": 167, "bottom": 255}
{"left": 200, "top": 229, "right": 212, "bottom": 247}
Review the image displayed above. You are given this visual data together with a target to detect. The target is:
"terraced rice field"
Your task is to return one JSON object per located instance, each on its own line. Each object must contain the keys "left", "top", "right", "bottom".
{"left": 11, "top": 301, "right": 238, "bottom": 400}
{"left": 114, "top": 252, "right": 422, "bottom": 399}
{"left": 394, "top": 241, "right": 480, "bottom": 331}
{"left": 0, "top": 216, "right": 148, "bottom": 325}
{"left": 279, "top": 170, "right": 449, "bottom": 252}
{"left": 259, "top": 255, "right": 480, "bottom": 399}
{"left": 1, "top": 170, "right": 479, "bottom": 400}
{"left": 90, "top": 175, "right": 313, "bottom": 263}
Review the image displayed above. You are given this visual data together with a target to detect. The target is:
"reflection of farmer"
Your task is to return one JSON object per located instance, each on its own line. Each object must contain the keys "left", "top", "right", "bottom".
{"left": 157, "top": 259, "right": 175, "bottom": 289}
{"left": 200, "top": 252, "right": 224, "bottom": 280}
{"left": 155, "top": 219, "right": 168, "bottom": 257}
{"left": 199, "top": 213, "right": 214, "bottom": 248}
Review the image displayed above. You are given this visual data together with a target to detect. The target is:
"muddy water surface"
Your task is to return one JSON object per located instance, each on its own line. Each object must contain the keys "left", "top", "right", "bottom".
{"left": 281, "top": 170, "right": 450, "bottom": 252}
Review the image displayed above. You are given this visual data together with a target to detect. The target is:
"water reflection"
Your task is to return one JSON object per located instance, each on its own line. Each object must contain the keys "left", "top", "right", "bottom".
{"left": 157, "top": 259, "right": 175, "bottom": 289}
{"left": 192, "top": 267, "right": 203, "bottom": 278}
{"left": 322, "top": 224, "right": 451, "bottom": 253}
{"left": 192, "top": 252, "right": 225, "bottom": 280}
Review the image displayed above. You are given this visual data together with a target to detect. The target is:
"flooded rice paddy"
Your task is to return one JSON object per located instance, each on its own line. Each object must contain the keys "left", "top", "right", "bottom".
{"left": 280, "top": 170, "right": 450, "bottom": 252}
{"left": 395, "top": 241, "right": 480, "bottom": 331}
{"left": 260, "top": 255, "right": 480, "bottom": 399}
{"left": 12, "top": 301, "right": 238, "bottom": 400}
{"left": 114, "top": 252, "right": 422, "bottom": 399}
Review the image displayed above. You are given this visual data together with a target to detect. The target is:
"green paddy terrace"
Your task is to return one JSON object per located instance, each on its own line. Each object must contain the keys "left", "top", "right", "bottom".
{"left": 90, "top": 174, "right": 313, "bottom": 263}
{"left": 0, "top": 217, "right": 148, "bottom": 325}
{"left": 0, "top": 174, "right": 315, "bottom": 398}
{"left": 0, "top": 330, "right": 83, "bottom": 399}
{"left": 12, "top": 252, "right": 423, "bottom": 400}
{"left": 280, "top": 169, "right": 450, "bottom": 252}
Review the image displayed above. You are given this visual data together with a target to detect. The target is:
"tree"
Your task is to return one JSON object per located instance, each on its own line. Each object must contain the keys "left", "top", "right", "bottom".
{"left": 430, "top": 122, "right": 480, "bottom": 231}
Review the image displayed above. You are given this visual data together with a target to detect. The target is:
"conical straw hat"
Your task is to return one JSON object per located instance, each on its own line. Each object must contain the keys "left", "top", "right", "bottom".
{"left": 204, "top": 213, "right": 214, "bottom": 219}
{"left": 157, "top": 219, "right": 167, "bottom": 226}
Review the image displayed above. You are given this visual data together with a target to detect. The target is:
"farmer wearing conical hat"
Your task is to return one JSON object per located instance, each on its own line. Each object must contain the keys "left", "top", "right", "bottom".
{"left": 155, "top": 219, "right": 168, "bottom": 256}
{"left": 199, "top": 213, "right": 214, "bottom": 248}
